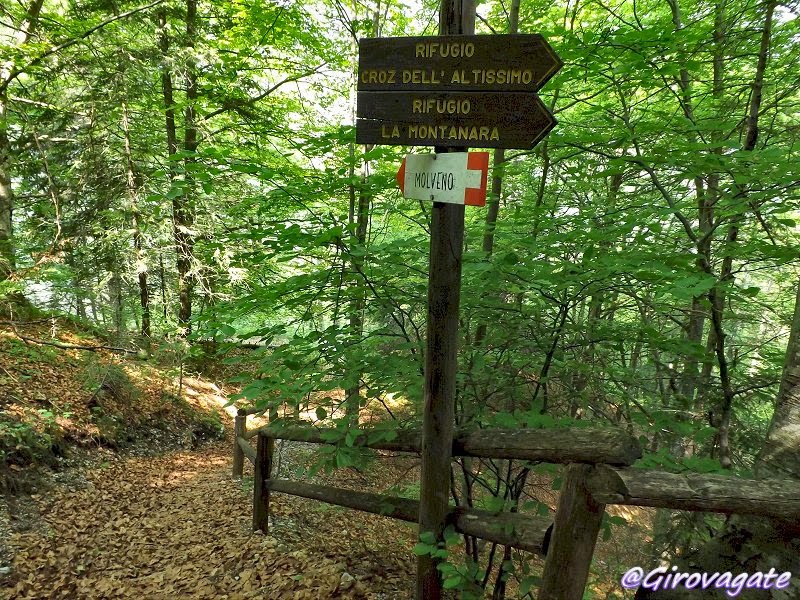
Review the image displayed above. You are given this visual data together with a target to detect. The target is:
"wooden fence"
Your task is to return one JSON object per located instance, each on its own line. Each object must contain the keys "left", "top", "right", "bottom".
{"left": 231, "top": 408, "right": 800, "bottom": 599}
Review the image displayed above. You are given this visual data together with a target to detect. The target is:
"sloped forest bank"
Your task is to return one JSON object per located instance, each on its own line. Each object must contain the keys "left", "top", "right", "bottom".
{"left": 0, "top": 318, "right": 419, "bottom": 599}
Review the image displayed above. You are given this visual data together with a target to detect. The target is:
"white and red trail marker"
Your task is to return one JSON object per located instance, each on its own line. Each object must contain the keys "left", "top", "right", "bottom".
{"left": 396, "top": 152, "right": 489, "bottom": 206}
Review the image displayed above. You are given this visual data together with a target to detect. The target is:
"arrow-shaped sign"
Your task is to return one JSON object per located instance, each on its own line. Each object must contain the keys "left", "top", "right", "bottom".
{"left": 358, "top": 35, "right": 563, "bottom": 92}
{"left": 396, "top": 152, "right": 489, "bottom": 206}
{"left": 357, "top": 91, "right": 556, "bottom": 149}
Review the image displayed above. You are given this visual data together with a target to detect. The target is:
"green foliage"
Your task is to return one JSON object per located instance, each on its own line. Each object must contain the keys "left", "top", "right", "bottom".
{"left": 3, "top": 338, "right": 58, "bottom": 364}
{"left": 0, "top": 408, "right": 66, "bottom": 489}
{"left": 600, "top": 513, "right": 629, "bottom": 542}
{"left": 189, "top": 409, "right": 225, "bottom": 444}
{"left": 383, "top": 480, "right": 420, "bottom": 500}
{"left": 82, "top": 361, "right": 138, "bottom": 405}
{"left": 413, "top": 527, "right": 485, "bottom": 598}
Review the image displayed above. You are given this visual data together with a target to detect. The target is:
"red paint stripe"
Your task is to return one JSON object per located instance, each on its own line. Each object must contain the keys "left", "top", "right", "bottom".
{"left": 396, "top": 158, "right": 406, "bottom": 194}
{"left": 465, "top": 152, "right": 489, "bottom": 206}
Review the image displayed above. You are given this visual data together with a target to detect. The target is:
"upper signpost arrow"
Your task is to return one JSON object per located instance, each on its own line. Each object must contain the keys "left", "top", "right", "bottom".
{"left": 358, "top": 34, "right": 563, "bottom": 92}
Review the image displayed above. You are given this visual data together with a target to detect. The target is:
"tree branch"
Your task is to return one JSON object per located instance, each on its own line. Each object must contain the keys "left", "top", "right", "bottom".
{"left": 202, "top": 63, "right": 328, "bottom": 122}
{"left": 8, "top": 327, "right": 138, "bottom": 355}
{"left": 0, "top": 0, "right": 168, "bottom": 93}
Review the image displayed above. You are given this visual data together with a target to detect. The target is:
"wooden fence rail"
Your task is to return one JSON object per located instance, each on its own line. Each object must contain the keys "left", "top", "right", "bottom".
{"left": 231, "top": 410, "right": 800, "bottom": 600}
{"left": 239, "top": 422, "right": 642, "bottom": 465}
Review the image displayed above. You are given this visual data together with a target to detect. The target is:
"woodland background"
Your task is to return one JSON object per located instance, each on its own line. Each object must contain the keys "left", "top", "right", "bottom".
{"left": 1, "top": 0, "right": 800, "bottom": 597}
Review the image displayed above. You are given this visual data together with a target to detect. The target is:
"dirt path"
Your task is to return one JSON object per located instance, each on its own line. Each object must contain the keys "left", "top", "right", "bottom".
{"left": 3, "top": 443, "right": 415, "bottom": 600}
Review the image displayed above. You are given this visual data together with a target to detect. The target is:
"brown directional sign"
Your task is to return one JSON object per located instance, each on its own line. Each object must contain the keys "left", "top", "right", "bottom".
{"left": 358, "top": 35, "right": 563, "bottom": 92}
{"left": 356, "top": 92, "right": 556, "bottom": 149}
{"left": 356, "top": 34, "right": 562, "bottom": 149}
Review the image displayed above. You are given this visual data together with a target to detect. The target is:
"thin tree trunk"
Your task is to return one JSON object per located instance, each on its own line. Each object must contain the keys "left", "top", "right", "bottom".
{"left": 345, "top": 175, "right": 370, "bottom": 418}
{"left": 709, "top": 0, "right": 774, "bottom": 469}
{"left": 0, "top": 96, "right": 14, "bottom": 281}
{"left": 0, "top": 0, "right": 45, "bottom": 283}
{"left": 108, "top": 269, "right": 124, "bottom": 338}
{"left": 158, "top": 7, "right": 193, "bottom": 333}
{"left": 571, "top": 172, "right": 621, "bottom": 416}
{"left": 159, "top": 252, "right": 168, "bottom": 320}
{"left": 472, "top": 0, "right": 519, "bottom": 348}
{"left": 121, "top": 102, "right": 151, "bottom": 340}
{"left": 175, "top": 0, "right": 198, "bottom": 333}
{"left": 667, "top": 0, "right": 712, "bottom": 408}
{"left": 345, "top": 7, "right": 379, "bottom": 418}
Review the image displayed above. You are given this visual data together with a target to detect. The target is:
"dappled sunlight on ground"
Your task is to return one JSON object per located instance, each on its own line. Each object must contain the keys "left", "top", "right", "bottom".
{"left": 5, "top": 443, "right": 415, "bottom": 599}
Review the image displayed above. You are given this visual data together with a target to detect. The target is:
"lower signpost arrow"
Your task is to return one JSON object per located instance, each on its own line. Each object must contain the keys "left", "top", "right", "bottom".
{"left": 358, "top": 92, "right": 556, "bottom": 149}
{"left": 396, "top": 152, "right": 490, "bottom": 206}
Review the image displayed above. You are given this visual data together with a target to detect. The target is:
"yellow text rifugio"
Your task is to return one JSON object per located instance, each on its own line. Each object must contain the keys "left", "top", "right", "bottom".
{"left": 412, "top": 98, "right": 471, "bottom": 114}
{"left": 415, "top": 41, "right": 475, "bottom": 58}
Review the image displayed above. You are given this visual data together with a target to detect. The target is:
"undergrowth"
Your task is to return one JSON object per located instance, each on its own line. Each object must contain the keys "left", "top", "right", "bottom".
{"left": 1, "top": 319, "right": 227, "bottom": 493}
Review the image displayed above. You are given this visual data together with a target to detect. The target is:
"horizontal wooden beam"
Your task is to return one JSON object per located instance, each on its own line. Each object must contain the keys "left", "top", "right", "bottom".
{"left": 244, "top": 425, "right": 421, "bottom": 451}
{"left": 266, "top": 478, "right": 550, "bottom": 553}
{"left": 449, "top": 507, "right": 550, "bottom": 554}
{"left": 267, "top": 478, "right": 419, "bottom": 522}
{"left": 246, "top": 426, "right": 641, "bottom": 466}
{"left": 586, "top": 465, "right": 800, "bottom": 521}
{"left": 452, "top": 428, "right": 641, "bottom": 466}
{"left": 237, "top": 436, "right": 256, "bottom": 464}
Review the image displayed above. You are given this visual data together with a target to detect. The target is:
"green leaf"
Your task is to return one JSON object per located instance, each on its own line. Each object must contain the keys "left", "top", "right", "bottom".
{"left": 419, "top": 531, "right": 436, "bottom": 545}
{"left": 412, "top": 543, "right": 432, "bottom": 556}
{"left": 315, "top": 407, "right": 327, "bottom": 421}
{"left": 443, "top": 525, "right": 460, "bottom": 546}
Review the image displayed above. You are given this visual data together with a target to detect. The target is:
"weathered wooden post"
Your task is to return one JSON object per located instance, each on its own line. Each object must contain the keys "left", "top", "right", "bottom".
{"left": 415, "top": 3, "right": 476, "bottom": 598}
{"left": 232, "top": 408, "right": 246, "bottom": 478}
{"left": 354, "top": 10, "right": 561, "bottom": 599}
{"left": 252, "top": 432, "right": 274, "bottom": 533}
{"left": 538, "top": 464, "right": 606, "bottom": 600}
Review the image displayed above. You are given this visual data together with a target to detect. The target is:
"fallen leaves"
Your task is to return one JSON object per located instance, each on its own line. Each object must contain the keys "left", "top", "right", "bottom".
{"left": 1, "top": 320, "right": 417, "bottom": 598}
{"left": 5, "top": 444, "right": 415, "bottom": 599}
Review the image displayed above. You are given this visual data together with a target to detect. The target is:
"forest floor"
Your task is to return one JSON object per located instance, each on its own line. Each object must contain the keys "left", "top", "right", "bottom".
{"left": 1, "top": 317, "right": 650, "bottom": 599}
{"left": 1, "top": 317, "right": 418, "bottom": 599}
{"left": 2, "top": 441, "right": 418, "bottom": 600}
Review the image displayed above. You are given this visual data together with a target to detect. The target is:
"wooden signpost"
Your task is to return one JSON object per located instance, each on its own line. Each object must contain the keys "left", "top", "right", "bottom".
{"left": 357, "top": 92, "right": 555, "bottom": 149}
{"left": 356, "top": 34, "right": 562, "bottom": 149}
{"left": 355, "top": 7, "right": 561, "bottom": 600}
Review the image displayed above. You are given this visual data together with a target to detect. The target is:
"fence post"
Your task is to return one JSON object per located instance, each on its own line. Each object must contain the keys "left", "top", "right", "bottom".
{"left": 232, "top": 408, "right": 246, "bottom": 478}
{"left": 538, "top": 464, "right": 606, "bottom": 600}
{"left": 253, "top": 432, "right": 274, "bottom": 533}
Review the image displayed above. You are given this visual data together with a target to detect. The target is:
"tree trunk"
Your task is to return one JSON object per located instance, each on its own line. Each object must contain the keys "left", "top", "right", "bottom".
{"left": 345, "top": 173, "right": 370, "bottom": 418}
{"left": 121, "top": 102, "right": 151, "bottom": 341}
{"left": 637, "top": 279, "right": 800, "bottom": 600}
{"left": 175, "top": 0, "right": 198, "bottom": 333}
{"left": 635, "top": 4, "right": 798, "bottom": 597}
{"left": 472, "top": 0, "right": 519, "bottom": 349}
{"left": 108, "top": 269, "right": 124, "bottom": 338}
{"left": 757, "top": 279, "right": 800, "bottom": 480}
{"left": 0, "top": 95, "right": 13, "bottom": 281}
{"left": 158, "top": 6, "right": 194, "bottom": 334}
{"left": 0, "top": 0, "right": 45, "bottom": 284}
